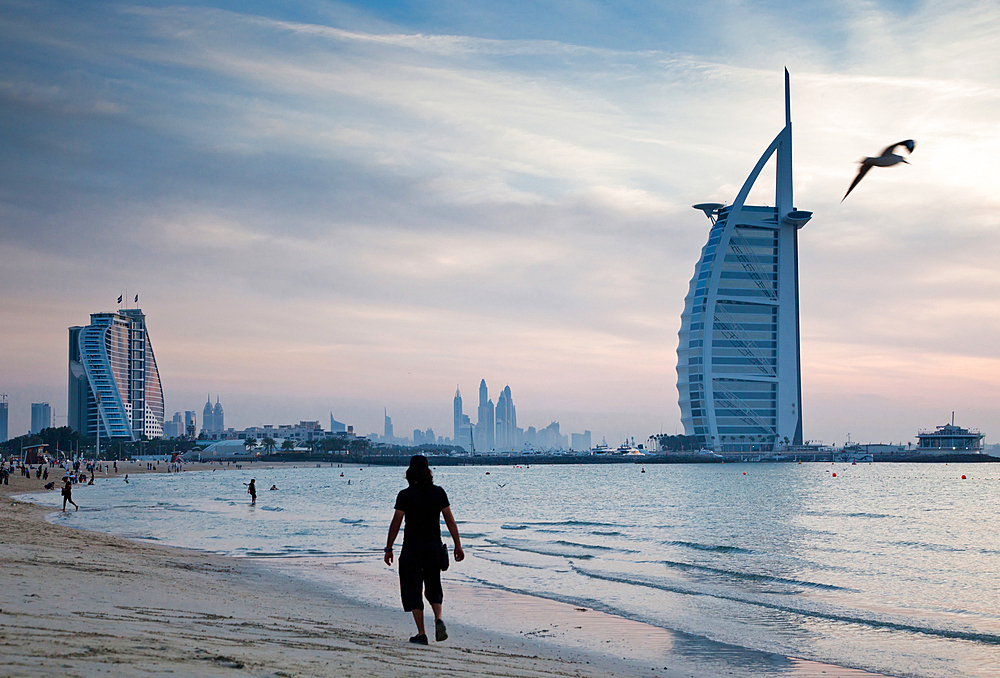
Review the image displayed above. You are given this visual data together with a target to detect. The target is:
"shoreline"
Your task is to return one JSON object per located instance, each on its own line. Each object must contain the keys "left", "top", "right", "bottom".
{"left": 2, "top": 463, "right": 893, "bottom": 677}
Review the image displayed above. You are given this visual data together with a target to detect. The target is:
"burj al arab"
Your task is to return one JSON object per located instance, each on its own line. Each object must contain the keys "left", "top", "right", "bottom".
{"left": 676, "top": 70, "right": 812, "bottom": 453}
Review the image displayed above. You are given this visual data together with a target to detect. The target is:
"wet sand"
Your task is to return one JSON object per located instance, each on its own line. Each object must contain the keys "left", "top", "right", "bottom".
{"left": 1, "top": 463, "right": 891, "bottom": 677}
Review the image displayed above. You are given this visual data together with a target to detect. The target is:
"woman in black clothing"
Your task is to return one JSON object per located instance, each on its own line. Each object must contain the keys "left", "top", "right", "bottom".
{"left": 384, "top": 455, "right": 464, "bottom": 645}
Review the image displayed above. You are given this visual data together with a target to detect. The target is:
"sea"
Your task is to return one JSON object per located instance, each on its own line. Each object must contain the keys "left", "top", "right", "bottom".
{"left": 20, "top": 461, "right": 1000, "bottom": 678}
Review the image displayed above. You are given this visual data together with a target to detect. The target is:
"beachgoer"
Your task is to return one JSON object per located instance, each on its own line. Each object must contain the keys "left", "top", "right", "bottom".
{"left": 269, "top": 485, "right": 278, "bottom": 491}
{"left": 61, "top": 479, "right": 79, "bottom": 512}
{"left": 248, "top": 479, "right": 256, "bottom": 505}
{"left": 384, "top": 455, "right": 464, "bottom": 645}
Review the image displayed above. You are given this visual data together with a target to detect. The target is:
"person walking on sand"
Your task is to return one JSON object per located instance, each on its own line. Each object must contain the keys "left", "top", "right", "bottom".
{"left": 61, "top": 478, "right": 78, "bottom": 512}
{"left": 384, "top": 455, "right": 464, "bottom": 645}
{"left": 248, "top": 478, "right": 256, "bottom": 505}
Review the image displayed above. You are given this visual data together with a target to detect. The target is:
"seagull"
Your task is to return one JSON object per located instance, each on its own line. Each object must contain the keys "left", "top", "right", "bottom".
{"left": 842, "top": 140, "right": 916, "bottom": 201}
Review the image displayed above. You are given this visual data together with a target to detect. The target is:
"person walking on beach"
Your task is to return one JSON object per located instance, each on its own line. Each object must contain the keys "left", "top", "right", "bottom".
{"left": 384, "top": 455, "right": 464, "bottom": 645}
{"left": 61, "top": 479, "right": 78, "bottom": 512}
{"left": 248, "top": 478, "right": 256, "bottom": 505}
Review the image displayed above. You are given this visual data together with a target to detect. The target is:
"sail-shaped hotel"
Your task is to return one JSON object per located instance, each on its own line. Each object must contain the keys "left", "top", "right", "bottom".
{"left": 676, "top": 71, "right": 811, "bottom": 453}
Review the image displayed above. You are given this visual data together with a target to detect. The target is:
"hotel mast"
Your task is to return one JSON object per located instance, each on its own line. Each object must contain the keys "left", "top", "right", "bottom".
{"left": 676, "top": 70, "right": 811, "bottom": 453}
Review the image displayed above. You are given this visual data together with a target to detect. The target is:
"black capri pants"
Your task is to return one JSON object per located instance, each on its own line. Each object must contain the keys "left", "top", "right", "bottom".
{"left": 398, "top": 542, "right": 443, "bottom": 611}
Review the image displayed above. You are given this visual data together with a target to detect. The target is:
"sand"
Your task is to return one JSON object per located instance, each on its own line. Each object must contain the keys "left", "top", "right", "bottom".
{"left": 0, "top": 463, "right": 891, "bottom": 678}
{"left": 0, "top": 465, "right": 652, "bottom": 678}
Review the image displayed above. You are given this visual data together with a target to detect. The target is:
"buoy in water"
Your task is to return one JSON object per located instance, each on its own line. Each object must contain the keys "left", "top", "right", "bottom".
{"left": 832, "top": 473, "right": 837, "bottom": 477}
{"left": 743, "top": 471, "right": 747, "bottom": 475}
{"left": 962, "top": 475, "right": 967, "bottom": 479}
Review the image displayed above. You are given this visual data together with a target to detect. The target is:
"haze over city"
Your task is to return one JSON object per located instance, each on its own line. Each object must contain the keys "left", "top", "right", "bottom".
{"left": 2, "top": 1, "right": 999, "bottom": 446}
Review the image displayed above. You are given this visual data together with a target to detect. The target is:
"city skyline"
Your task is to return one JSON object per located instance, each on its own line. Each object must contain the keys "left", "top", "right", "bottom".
{"left": 2, "top": 2, "right": 1000, "bottom": 446}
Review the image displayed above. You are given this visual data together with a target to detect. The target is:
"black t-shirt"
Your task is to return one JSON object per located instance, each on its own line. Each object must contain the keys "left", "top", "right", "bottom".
{"left": 394, "top": 483, "right": 449, "bottom": 546}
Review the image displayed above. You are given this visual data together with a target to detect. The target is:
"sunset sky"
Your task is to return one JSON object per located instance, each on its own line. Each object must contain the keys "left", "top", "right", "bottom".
{"left": 2, "top": 0, "right": 999, "bottom": 445}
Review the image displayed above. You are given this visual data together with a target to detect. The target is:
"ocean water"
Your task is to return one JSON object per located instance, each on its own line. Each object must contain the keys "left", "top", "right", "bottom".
{"left": 22, "top": 462, "right": 1000, "bottom": 678}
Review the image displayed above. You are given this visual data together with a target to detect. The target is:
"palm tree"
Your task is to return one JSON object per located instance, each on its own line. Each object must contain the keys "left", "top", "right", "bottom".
{"left": 281, "top": 439, "right": 295, "bottom": 452}
{"left": 243, "top": 438, "right": 258, "bottom": 454}
{"left": 261, "top": 437, "right": 277, "bottom": 454}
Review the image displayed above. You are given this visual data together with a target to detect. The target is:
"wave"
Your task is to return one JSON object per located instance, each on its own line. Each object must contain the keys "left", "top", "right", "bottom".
{"left": 553, "top": 540, "right": 628, "bottom": 552}
{"left": 485, "top": 538, "right": 594, "bottom": 560}
{"left": 339, "top": 518, "right": 364, "bottom": 525}
{"left": 660, "top": 560, "right": 847, "bottom": 591}
{"left": 591, "top": 530, "right": 622, "bottom": 536}
{"left": 571, "top": 564, "right": 1000, "bottom": 646}
{"left": 665, "top": 540, "right": 752, "bottom": 554}
{"left": 259, "top": 506, "right": 283, "bottom": 512}
{"left": 501, "top": 524, "right": 529, "bottom": 530}
{"left": 474, "top": 554, "right": 553, "bottom": 570}
{"left": 244, "top": 547, "right": 335, "bottom": 558}
{"left": 528, "top": 520, "right": 620, "bottom": 528}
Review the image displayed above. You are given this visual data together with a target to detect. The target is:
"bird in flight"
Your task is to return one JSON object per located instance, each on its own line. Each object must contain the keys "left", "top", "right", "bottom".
{"left": 842, "top": 140, "right": 916, "bottom": 201}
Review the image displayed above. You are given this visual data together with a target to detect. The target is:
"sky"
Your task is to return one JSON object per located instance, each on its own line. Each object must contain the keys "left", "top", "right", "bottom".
{"left": 2, "top": 0, "right": 999, "bottom": 446}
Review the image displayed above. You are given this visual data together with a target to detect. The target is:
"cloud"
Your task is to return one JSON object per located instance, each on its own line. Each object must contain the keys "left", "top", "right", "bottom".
{"left": 1, "top": 0, "right": 999, "bottom": 442}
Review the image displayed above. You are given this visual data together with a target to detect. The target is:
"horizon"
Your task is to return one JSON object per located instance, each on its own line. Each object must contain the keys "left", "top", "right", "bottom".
{"left": 2, "top": 1, "right": 999, "bottom": 447}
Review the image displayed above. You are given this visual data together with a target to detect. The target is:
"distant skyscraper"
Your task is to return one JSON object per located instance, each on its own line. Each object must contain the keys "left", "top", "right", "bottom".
{"left": 163, "top": 411, "right": 184, "bottom": 439}
{"left": 384, "top": 409, "right": 393, "bottom": 439}
{"left": 571, "top": 431, "right": 592, "bottom": 451}
{"left": 330, "top": 413, "right": 346, "bottom": 433}
{"left": 475, "top": 379, "right": 495, "bottom": 451}
{"left": 203, "top": 395, "right": 215, "bottom": 433}
{"left": 0, "top": 395, "right": 8, "bottom": 442}
{"left": 185, "top": 411, "right": 197, "bottom": 438}
{"left": 676, "top": 71, "right": 809, "bottom": 452}
{"left": 68, "top": 308, "right": 164, "bottom": 441}
{"left": 214, "top": 397, "right": 224, "bottom": 432}
{"left": 495, "top": 385, "right": 517, "bottom": 450}
{"left": 453, "top": 387, "right": 463, "bottom": 442}
{"left": 30, "top": 402, "right": 51, "bottom": 434}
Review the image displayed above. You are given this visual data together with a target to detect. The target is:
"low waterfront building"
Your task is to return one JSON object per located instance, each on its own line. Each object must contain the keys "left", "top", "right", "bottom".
{"left": 916, "top": 423, "right": 984, "bottom": 453}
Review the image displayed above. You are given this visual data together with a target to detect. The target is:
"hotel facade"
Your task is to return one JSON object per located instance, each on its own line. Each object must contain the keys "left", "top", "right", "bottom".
{"left": 676, "top": 72, "right": 811, "bottom": 453}
{"left": 68, "top": 308, "right": 165, "bottom": 441}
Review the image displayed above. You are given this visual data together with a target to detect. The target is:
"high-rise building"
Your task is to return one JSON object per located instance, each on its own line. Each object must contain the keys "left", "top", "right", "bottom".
{"left": 162, "top": 412, "right": 184, "bottom": 439}
{"left": 571, "top": 430, "right": 592, "bottom": 451}
{"left": 453, "top": 387, "right": 463, "bottom": 442}
{"left": 185, "top": 411, "right": 197, "bottom": 438}
{"left": 203, "top": 395, "right": 215, "bottom": 433}
{"left": 330, "top": 413, "right": 346, "bottom": 433}
{"left": 68, "top": 308, "right": 165, "bottom": 441}
{"left": 495, "top": 385, "right": 517, "bottom": 451}
{"left": 384, "top": 409, "right": 393, "bottom": 439}
{"left": 676, "top": 71, "right": 810, "bottom": 453}
{"left": 213, "top": 397, "right": 224, "bottom": 432}
{"left": 30, "top": 402, "right": 51, "bottom": 434}
{"left": 475, "top": 379, "right": 495, "bottom": 452}
{"left": 0, "top": 395, "right": 8, "bottom": 442}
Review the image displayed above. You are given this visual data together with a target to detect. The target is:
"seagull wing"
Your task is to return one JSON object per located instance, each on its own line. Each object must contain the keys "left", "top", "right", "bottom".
{"left": 842, "top": 162, "right": 873, "bottom": 201}
{"left": 879, "top": 140, "right": 916, "bottom": 157}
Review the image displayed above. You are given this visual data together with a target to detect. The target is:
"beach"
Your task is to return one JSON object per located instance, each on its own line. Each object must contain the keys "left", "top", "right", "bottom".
{"left": 0, "top": 463, "right": 901, "bottom": 678}
{"left": 0, "top": 465, "right": 645, "bottom": 678}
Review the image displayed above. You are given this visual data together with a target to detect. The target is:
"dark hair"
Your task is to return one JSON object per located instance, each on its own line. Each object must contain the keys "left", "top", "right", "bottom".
{"left": 405, "top": 455, "right": 433, "bottom": 486}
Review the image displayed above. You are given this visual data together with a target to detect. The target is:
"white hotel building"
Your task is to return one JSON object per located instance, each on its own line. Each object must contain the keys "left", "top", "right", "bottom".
{"left": 676, "top": 71, "right": 811, "bottom": 453}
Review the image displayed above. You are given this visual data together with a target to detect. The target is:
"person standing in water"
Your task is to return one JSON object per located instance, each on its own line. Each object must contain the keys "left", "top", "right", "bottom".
{"left": 384, "top": 455, "right": 464, "bottom": 645}
{"left": 61, "top": 478, "right": 78, "bottom": 512}
{"left": 247, "top": 478, "right": 256, "bottom": 505}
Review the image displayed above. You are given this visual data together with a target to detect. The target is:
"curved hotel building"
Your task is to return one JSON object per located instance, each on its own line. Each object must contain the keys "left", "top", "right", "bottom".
{"left": 676, "top": 71, "right": 811, "bottom": 453}
{"left": 68, "top": 308, "right": 165, "bottom": 441}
